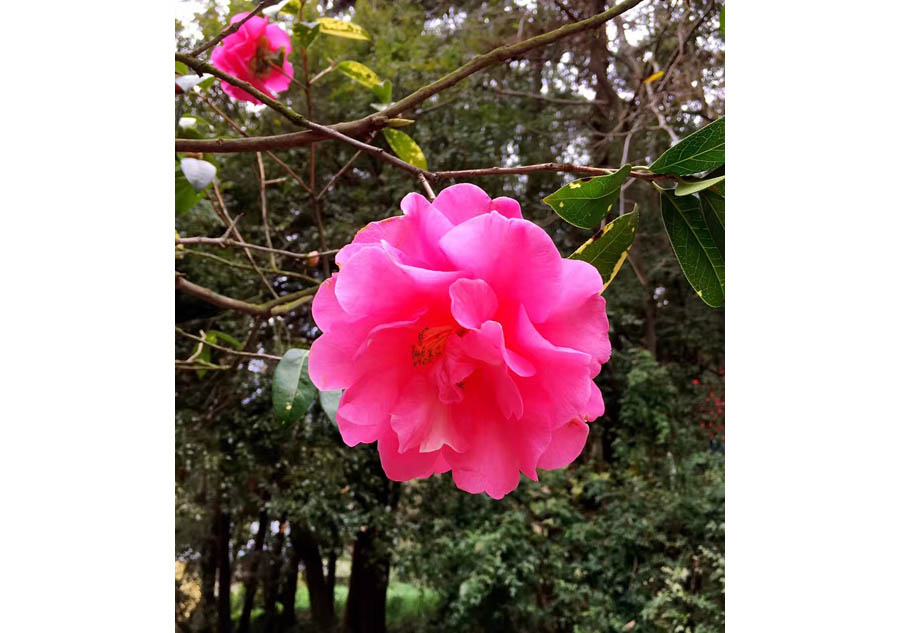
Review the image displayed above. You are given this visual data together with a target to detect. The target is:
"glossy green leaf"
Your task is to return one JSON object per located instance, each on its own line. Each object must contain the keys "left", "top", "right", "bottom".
{"left": 660, "top": 191, "right": 725, "bottom": 307}
{"left": 699, "top": 189, "right": 725, "bottom": 257}
{"left": 382, "top": 129, "right": 427, "bottom": 169}
{"left": 542, "top": 166, "right": 632, "bottom": 229}
{"left": 675, "top": 175, "right": 725, "bottom": 196}
{"left": 175, "top": 60, "right": 189, "bottom": 75}
{"left": 319, "top": 390, "right": 342, "bottom": 426}
{"left": 316, "top": 17, "right": 371, "bottom": 41}
{"left": 180, "top": 158, "right": 217, "bottom": 192}
{"left": 650, "top": 117, "right": 724, "bottom": 176}
{"left": 294, "top": 21, "right": 320, "bottom": 48}
{"left": 272, "top": 349, "right": 316, "bottom": 424}
{"left": 570, "top": 209, "right": 639, "bottom": 292}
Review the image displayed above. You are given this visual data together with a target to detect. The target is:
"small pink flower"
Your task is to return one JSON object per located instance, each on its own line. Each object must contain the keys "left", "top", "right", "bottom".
{"left": 308, "top": 184, "right": 611, "bottom": 499}
{"left": 210, "top": 13, "right": 293, "bottom": 104}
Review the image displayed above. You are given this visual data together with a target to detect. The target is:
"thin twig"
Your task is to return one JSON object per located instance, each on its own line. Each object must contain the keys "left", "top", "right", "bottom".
{"left": 182, "top": 248, "right": 319, "bottom": 283}
{"left": 418, "top": 173, "right": 436, "bottom": 201}
{"left": 429, "top": 163, "right": 675, "bottom": 182}
{"left": 177, "top": 235, "right": 336, "bottom": 261}
{"left": 209, "top": 181, "right": 278, "bottom": 298}
{"left": 198, "top": 94, "right": 313, "bottom": 194}
{"left": 188, "top": 0, "right": 278, "bottom": 57}
{"left": 257, "top": 153, "right": 276, "bottom": 269}
{"left": 176, "top": 327, "right": 283, "bottom": 361}
{"left": 316, "top": 148, "right": 365, "bottom": 200}
{"left": 175, "top": 275, "right": 315, "bottom": 317}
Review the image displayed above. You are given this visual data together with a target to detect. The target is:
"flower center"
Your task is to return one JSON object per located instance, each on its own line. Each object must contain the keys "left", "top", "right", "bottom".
{"left": 411, "top": 326, "right": 455, "bottom": 367}
{"left": 249, "top": 36, "right": 272, "bottom": 77}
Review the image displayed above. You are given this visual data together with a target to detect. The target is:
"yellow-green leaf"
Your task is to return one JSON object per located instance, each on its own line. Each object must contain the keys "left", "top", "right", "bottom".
{"left": 382, "top": 129, "right": 427, "bottom": 169}
{"left": 674, "top": 175, "right": 725, "bottom": 196}
{"left": 336, "top": 61, "right": 381, "bottom": 88}
{"left": 316, "top": 17, "right": 371, "bottom": 41}
{"left": 570, "top": 209, "right": 639, "bottom": 292}
{"left": 643, "top": 70, "right": 664, "bottom": 84}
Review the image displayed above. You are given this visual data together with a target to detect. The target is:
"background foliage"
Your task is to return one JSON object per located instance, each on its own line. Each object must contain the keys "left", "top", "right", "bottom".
{"left": 175, "top": 1, "right": 724, "bottom": 631}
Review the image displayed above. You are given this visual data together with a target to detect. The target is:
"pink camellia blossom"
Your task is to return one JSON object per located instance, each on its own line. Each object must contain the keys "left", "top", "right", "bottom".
{"left": 210, "top": 13, "right": 293, "bottom": 104}
{"left": 308, "top": 184, "right": 611, "bottom": 499}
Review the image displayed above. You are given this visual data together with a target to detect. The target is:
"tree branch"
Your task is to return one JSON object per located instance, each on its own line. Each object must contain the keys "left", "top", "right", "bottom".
{"left": 176, "top": 235, "right": 336, "bottom": 261}
{"left": 175, "top": 0, "right": 647, "bottom": 154}
{"left": 429, "top": 163, "right": 674, "bottom": 182}
{"left": 176, "top": 327, "right": 283, "bottom": 361}
{"left": 175, "top": 275, "right": 315, "bottom": 317}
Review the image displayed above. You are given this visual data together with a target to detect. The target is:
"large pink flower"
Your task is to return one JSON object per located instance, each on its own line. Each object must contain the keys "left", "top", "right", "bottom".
{"left": 210, "top": 13, "right": 293, "bottom": 104}
{"left": 308, "top": 184, "right": 611, "bottom": 499}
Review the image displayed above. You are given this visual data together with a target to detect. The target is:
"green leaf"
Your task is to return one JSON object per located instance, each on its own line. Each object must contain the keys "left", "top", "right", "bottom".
{"left": 336, "top": 61, "right": 382, "bottom": 88}
{"left": 176, "top": 168, "right": 204, "bottom": 215}
{"left": 372, "top": 78, "right": 392, "bottom": 104}
{"left": 660, "top": 191, "right": 725, "bottom": 307}
{"left": 541, "top": 166, "right": 632, "bottom": 229}
{"left": 650, "top": 117, "right": 725, "bottom": 176}
{"left": 382, "top": 129, "right": 427, "bottom": 169}
{"left": 272, "top": 349, "right": 316, "bottom": 424}
{"left": 699, "top": 189, "right": 725, "bottom": 257}
{"left": 294, "top": 21, "right": 320, "bottom": 48}
{"left": 206, "top": 330, "right": 243, "bottom": 350}
{"left": 197, "top": 76, "right": 217, "bottom": 91}
{"left": 720, "top": 6, "right": 725, "bottom": 38}
{"left": 180, "top": 158, "right": 217, "bottom": 191}
{"left": 570, "top": 209, "right": 639, "bottom": 292}
{"left": 316, "top": 17, "right": 371, "bottom": 41}
{"left": 674, "top": 175, "right": 726, "bottom": 196}
{"left": 319, "top": 390, "right": 342, "bottom": 426}
{"left": 175, "top": 60, "right": 189, "bottom": 75}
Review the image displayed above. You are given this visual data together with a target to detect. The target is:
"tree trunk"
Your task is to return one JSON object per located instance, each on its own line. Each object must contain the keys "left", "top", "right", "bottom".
{"left": 262, "top": 518, "right": 287, "bottom": 633}
{"left": 216, "top": 511, "right": 233, "bottom": 633}
{"left": 294, "top": 525, "right": 335, "bottom": 631}
{"left": 198, "top": 511, "right": 220, "bottom": 633}
{"left": 237, "top": 509, "right": 268, "bottom": 633}
{"left": 278, "top": 528, "right": 302, "bottom": 630}
{"left": 325, "top": 546, "right": 337, "bottom": 607}
{"left": 343, "top": 528, "right": 390, "bottom": 633}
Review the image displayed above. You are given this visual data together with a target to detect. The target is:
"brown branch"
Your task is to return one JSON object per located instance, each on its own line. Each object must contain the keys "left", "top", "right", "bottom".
{"left": 176, "top": 235, "right": 335, "bottom": 261}
{"left": 182, "top": 248, "right": 319, "bottom": 283}
{"left": 188, "top": 0, "right": 278, "bottom": 57}
{"left": 176, "top": 327, "right": 283, "bottom": 361}
{"left": 429, "top": 163, "right": 674, "bottom": 182}
{"left": 176, "top": 0, "right": 647, "bottom": 153}
{"left": 175, "top": 275, "right": 315, "bottom": 317}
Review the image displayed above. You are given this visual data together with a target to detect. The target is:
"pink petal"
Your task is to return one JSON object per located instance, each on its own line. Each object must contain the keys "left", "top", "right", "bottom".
{"left": 389, "top": 376, "right": 469, "bottom": 453}
{"left": 585, "top": 381, "right": 605, "bottom": 420}
{"left": 237, "top": 15, "right": 268, "bottom": 41}
{"left": 462, "top": 320, "right": 535, "bottom": 377}
{"left": 536, "top": 418, "right": 589, "bottom": 470}
{"left": 490, "top": 196, "right": 523, "bottom": 219}
{"left": 449, "top": 278, "right": 498, "bottom": 330}
{"left": 378, "top": 430, "right": 441, "bottom": 481}
{"left": 431, "top": 184, "right": 492, "bottom": 225}
{"left": 439, "top": 212, "right": 563, "bottom": 322}
{"left": 336, "top": 410, "right": 383, "bottom": 446}
{"left": 263, "top": 61, "right": 293, "bottom": 94}
{"left": 337, "top": 368, "right": 401, "bottom": 439}
{"left": 265, "top": 23, "right": 292, "bottom": 54}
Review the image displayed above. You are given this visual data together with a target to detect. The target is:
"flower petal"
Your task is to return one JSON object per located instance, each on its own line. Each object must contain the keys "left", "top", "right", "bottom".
{"left": 536, "top": 418, "right": 589, "bottom": 470}
{"left": 378, "top": 429, "right": 441, "bottom": 481}
{"left": 432, "top": 183, "right": 493, "bottom": 225}
{"left": 449, "top": 278, "right": 498, "bottom": 330}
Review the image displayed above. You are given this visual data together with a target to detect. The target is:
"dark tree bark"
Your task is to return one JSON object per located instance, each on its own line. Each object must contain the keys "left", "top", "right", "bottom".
{"left": 216, "top": 511, "right": 233, "bottom": 633}
{"left": 262, "top": 518, "right": 287, "bottom": 633}
{"left": 343, "top": 527, "right": 390, "bottom": 633}
{"left": 198, "top": 511, "right": 220, "bottom": 633}
{"left": 278, "top": 529, "right": 302, "bottom": 630}
{"left": 293, "top": 525, "right": 335, "bottom": 631}
{"left": 325, "top": 546, "right": 337, "bottom": 606}
{"left": 237, "top": 509, "right": 268, "bottom": 633}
